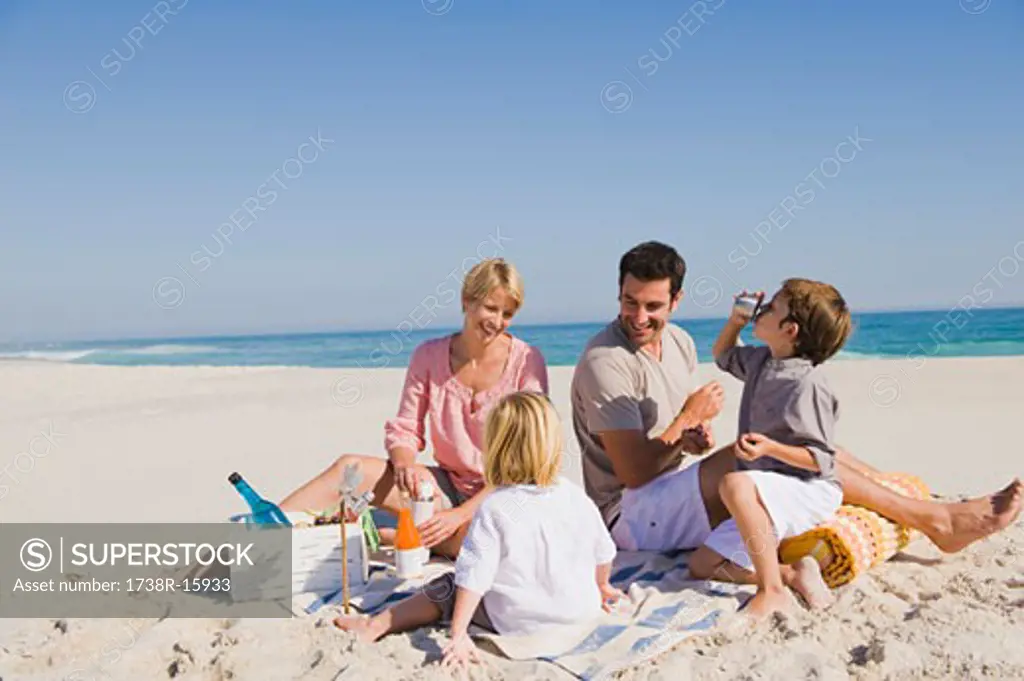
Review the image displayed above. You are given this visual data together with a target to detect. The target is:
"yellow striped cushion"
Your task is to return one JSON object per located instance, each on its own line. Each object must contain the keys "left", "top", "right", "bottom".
{"left": 778, "top": 472, "right": 930, "bottom": 588}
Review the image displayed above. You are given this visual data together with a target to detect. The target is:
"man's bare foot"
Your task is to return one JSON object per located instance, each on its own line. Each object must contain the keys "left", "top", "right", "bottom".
{"left": 927, "top": 479, "right": 1023, "bottom": 554}
{"left": 743, "top": 586, "right": 792, "bottom": 618}
{"left": 333, "top": 614, "right": 382, "bottom": 643}
{"left": 786, "top": 557, "right": 834, "bottom": 610}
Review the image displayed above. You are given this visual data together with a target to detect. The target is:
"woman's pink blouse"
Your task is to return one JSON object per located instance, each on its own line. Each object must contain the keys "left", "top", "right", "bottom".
{"left": 383, "top": 334, "right": 549, "bottom": 498}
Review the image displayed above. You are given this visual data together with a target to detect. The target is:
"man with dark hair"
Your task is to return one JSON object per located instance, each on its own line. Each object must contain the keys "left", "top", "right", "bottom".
{"left": 571, "top": 240, "right": 725, "bottom": 548}
{"left": 571, "top": 240, "right": 1022, "bottom": 559}
{"left": 617, "top": 240, "right": 688, "bottom": 299}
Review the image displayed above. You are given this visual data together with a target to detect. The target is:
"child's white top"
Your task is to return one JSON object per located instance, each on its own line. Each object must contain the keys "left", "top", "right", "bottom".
{"left": 454, "top": 476, "right": 617, "bottom": 636}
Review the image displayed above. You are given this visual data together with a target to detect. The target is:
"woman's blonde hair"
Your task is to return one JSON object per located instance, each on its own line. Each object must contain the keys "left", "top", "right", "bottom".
{"left": 483, "top": 392, "right": 562, "bottom": 487}
{"left": 462, "top": 258, "right": 524, "bottom": 314}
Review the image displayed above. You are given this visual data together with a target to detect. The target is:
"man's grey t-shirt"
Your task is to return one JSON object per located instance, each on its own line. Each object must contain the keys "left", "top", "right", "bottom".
{"left": 570, "top": 320, "right": 699, "bottom": 527}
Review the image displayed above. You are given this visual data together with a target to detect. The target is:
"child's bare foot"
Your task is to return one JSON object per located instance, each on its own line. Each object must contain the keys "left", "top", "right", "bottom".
{"left": 333, "top": 614, "right": 382, "bottom": 643}
{"left": 927, "top": 479, "right": 1023, "bottom": 553}
{"left": 743, "top": 585, "right": 792, "bottom": 618}
{"left": 787, "top": 556, "right": 834, "bottom": 610}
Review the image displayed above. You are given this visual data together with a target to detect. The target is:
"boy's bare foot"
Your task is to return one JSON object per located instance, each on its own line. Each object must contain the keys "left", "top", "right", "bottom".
{"left": 743, "top": 586, "right": 792, "bottom": 618}
{"left": 787, "top": 556, "right": 834, "bottom": 610}
{"left": 926, "top": 479, "right": 1023, "bottom": 554}
{"left": 333, "top": 614, "right": 382, "bottom": 643}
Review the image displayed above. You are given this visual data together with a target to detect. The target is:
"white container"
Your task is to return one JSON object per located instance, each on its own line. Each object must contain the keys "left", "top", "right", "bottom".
{"left": 394, "top": 548, "right": 424, "bottom": 579}
{"left": 288, "top": 519, "right": 369, "bottom": 594}
{"left": 228, "top": 511, "right": 369, "bottom": 603}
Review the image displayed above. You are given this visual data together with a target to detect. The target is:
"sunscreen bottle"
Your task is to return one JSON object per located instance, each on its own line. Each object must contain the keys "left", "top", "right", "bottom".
{"left": 394, "top": 494, "right": 425, "bottom": 579}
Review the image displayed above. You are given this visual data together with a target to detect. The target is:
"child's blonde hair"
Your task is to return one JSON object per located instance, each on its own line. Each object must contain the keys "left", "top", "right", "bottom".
{"left": 462, "top": 258, "right": 524, "bottom": 313}
{"left": 483, "top": 392, "right": 562, "bottom": 487}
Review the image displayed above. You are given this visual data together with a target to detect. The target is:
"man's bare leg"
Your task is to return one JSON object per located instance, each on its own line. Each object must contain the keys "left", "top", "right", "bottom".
{"left": 835, "top": 447, "right": 882, "bottom": 477}
{"left": 835, "top": 446, "right": 1023, "bottom": 552}
{"left": 697, "top": 443, "right": 1024, "bottom": 553}
{"left": 839, "top": 464, "right": 1022, "bottom": 553}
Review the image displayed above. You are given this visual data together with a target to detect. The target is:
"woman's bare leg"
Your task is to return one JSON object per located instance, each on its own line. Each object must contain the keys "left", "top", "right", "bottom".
{"left": 698, "top": 443, "right": 1023, "bottom": 554}
{"left": 280, "top": 455, "right": 474, "bottom": 557}
{"left": 280, "top": 455, "right": 387, "bottom": 514}
{"left": 280, "top": 455, "right": 438, "bottom": 516}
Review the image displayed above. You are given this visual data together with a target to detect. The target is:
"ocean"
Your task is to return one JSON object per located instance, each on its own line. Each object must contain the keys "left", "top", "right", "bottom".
{"left": 3, "top": 307, "right": 1023, "bottom": 369}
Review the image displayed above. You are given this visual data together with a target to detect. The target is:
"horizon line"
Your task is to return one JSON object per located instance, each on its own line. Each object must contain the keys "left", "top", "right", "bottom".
{"left": 7, "top": 302, "right": 1024, "bottom": 348}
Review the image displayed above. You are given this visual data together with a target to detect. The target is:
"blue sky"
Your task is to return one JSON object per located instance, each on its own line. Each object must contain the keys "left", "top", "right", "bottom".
{"left": 2, "top": 1, "right": 1023, "bottom": 343}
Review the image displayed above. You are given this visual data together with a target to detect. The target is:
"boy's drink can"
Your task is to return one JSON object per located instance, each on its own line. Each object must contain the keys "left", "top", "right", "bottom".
{"left": 733, "top": 293, "right": 763, "bottom": 318}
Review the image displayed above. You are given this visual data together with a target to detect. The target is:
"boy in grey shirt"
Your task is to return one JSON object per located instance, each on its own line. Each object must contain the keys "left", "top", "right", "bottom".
{"left": 687, "top": 278, "right": 853, "bottom": 619}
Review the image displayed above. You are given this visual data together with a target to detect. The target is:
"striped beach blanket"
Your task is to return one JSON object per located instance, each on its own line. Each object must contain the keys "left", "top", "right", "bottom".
{"left": 298, "top": 549, "right": 754, "bottom": 680}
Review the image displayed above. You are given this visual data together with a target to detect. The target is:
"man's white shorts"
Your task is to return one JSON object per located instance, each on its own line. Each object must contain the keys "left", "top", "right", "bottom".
{"left": 611, "top": 463, "right": 712, "bottom": 552}
{"left": 704, "top": 471, "right": 842, "bottom": 570}
{"left": 610, "top": 464, "right": 842, "bottom": 570}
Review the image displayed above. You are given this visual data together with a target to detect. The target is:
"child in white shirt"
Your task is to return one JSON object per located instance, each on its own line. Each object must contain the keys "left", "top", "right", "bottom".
{"left": 334, "top": 391, "right": 623, "bottom": 670}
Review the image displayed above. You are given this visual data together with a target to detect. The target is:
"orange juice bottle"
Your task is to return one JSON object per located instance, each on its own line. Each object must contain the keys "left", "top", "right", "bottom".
{"left": 394, "top": 496, "right": 424, "bottom": 579}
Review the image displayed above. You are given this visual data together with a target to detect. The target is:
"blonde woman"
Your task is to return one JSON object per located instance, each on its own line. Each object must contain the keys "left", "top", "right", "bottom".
{"left": 334, "top": 392, "right": 624, "bottom": 671}
{"left": 280, "top": 259, "right": 549, "bottom": 558}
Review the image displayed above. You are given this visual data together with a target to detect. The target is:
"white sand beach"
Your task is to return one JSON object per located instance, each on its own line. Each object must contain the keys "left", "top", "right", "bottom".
{"left": 1, "top": 356, "right": 1022, "bottom": 680}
